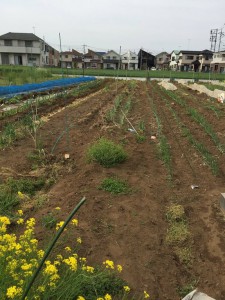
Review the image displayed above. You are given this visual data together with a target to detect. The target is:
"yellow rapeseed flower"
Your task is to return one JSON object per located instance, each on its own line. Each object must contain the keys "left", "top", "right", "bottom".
{"left": 97, "top": 298, "right": 104, "bottom": 300}
{"left": 103, "top": 260, "right": 114, "bottom": 269}
{"left": 87, "top": 266, "right": 94, "bottom": 273}
{"left": 77, "top": 297, "right": 85, "bottom": 300}
{"left": 65, "top": 246, "right": 72, "bottom": 252}
{"left": 123, "top": 286, "right": 130, "bottom": 293}
{"left": 44, "top": 263, "right": 58, "bottom": 275}
{"left": 55, "top": 207, "right": 61, "bottom": 210}
{"left": 117, "top": 264, "right": 122, "bottom": 272}
{"left": 144, "top": 291, "right": 150, "bottom": 299}
{"left": 63, "top": 256, "right": 77, "bottom": 271}
{"left": 17, "top": 218, "right": 24, "bottom": 225}
{"left": 77, "top": 237, "right": 82, "bottom": 244}
{"left": 71, "top": 218, "right": 78, "bottom": 226}
{"left": 56, "top": 221, "right": 65, "bottom": 230}
{"left": 6, "top": 286, "right": 23, "bottom": 298}
{"left": 26, "top": 218, "right": 35, "bottom": 228}
{"left": 17, "top": 210, "right": 23, "bottom": 216}
{"left": 104, "top": 294, "right": 112, "bottom": 300}
{"left": 18, "top": 191, "right": 25, "bottom": 199}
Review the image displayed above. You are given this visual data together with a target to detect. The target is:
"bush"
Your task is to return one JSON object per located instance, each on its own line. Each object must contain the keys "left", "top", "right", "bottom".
{"left": 99, "top": 177, "right": 131, "bottom": 194}
{"left": 87, "top": 138, "right": 127, "bottom": 167}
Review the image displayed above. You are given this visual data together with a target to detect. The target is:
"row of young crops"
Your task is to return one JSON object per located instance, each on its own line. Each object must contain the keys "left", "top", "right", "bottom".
{"left": 0, "top": 78, "right": 224, "bottom": 299}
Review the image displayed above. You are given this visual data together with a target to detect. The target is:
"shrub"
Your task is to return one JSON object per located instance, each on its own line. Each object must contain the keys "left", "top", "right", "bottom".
{"left": 99, "top": 177, "right": 131, "bottom": 194}
{"left": 87, "top": 138, "right": 127, "bottom": 167}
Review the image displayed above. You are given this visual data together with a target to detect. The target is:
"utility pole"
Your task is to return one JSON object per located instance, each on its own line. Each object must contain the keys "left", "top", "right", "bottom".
{"left": 218, "top": 27, "right": 225, "bottom": 52}
{"left": 82, "top": 44, "right": 87, "bottom": 77}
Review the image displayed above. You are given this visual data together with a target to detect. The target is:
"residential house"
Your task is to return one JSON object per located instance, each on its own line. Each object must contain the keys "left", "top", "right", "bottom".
{"left": 102, "top": 50, "right": 120, "bottom": 69}
{"left": 72, "top": 49, "right": 83, "bottom": 69}
{"left": 83, "top": 49, "right": 105, "bottom": 69}
{"left": 210, "top": 51, "right": 225, "bottom": 73}
{"left": 0, "top": 32, "right": 59, "bottom": 67}
{"left": 169, "top": 50, "right": 179, "bottom": 70}
{"left": 121, "top": 51, "right": 138, "bottom": 70}
{"left": 138, "top": 49, "right": 155, "bottom": 70}
{"left": 177, "top": 50, "right": 213, "bottom": 72}
{"left": 155, "top": 52, "right": 170, "bottom": 70}
{"left": 199, "top": 50, "right": 213, "bottom": 72}
{"left": 60, "top": 49, "right": 83, "bottom": 69}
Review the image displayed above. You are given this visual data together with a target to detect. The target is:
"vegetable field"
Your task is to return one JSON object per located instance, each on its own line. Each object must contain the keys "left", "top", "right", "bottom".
{"left": 0, "top": 78, "right": 225, "bottom": 299}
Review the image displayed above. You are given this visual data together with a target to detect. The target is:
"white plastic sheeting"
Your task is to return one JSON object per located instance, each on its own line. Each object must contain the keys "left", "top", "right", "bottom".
{"left": 182, "top": 289, "right": 216, "bottom": 300}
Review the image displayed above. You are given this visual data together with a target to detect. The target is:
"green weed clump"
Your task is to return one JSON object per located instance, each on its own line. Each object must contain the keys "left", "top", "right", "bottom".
{"left": 0, "top": 177, "right": 45, "bottom": 217}
{"left": 87, "top": 138, "right": 127, "bottom": 167}
{"left": 99, "top": 177, "right": 131, "bottom": 194}
{"left": 166, "top": 204, "right": 189, "bottom": 245}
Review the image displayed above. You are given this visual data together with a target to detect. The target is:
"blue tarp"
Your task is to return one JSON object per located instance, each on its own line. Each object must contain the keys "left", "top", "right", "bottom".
{"left": 0, "top": 76, "right": 96, "bottom": 98}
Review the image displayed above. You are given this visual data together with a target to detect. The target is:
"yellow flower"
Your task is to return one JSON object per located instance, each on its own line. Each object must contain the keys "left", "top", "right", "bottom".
{"left": 117, "top": 264, "right": 122, "bottom": 272}
{"left": 56, "top": 221, "right": 64, "bottom": 230}
{"left": 38, "top": 250, "right": 44, "bottom": 258}
{"left": 77, "top": 237, "right": 82, "bottom": 244}
{"left": 84, "top": 266, "right": 95, "bottom": 273}
{"left": 26, "top": 218, "right": 35, "bottom": 228}
{"left": 17, "top": 209, "right": 23, "bottom": 216}
{"left": 103, "top": 260, "right": 114, "bottom": 269}
{"left": 63, "top": 256, "right": 77, "bottom": 271}
{"left": 123, "top": 286, "right": 130, "bottom": 293}
{"left": 55, "top": 207, "right": 61, "bottom": 210}
{"left": 37, "top": 286, "right": 45, "bottom": 292}
{"left": 77, "top": 296, "right": 85, "bottom": 300}
{"left": 18, "top": 191, "right": 25, "bottom": 199}
{"left": 0, "top": 216, "right": 10, "bottom": 225}
{"left": 144, "top": 291, "right": 150, "bottom": 299}
{"left": 17, "top": 218, "right": 24, "bottom": 225}
{"left": 97, "top": 298, "right": 104, "bottom": 300}
{"left": 6, "top": 286, "right": 23, "bottom": 298}
{"left": 65, "top": 246, "right": 72, "bottom": 252}
{"left": 71, "top": 218, "right": 78, "bottom": 226}
{"left": 44, "top": 263, "right": 58, "bottom": 275}
{"left": 104, "top": 294, "right": 112, "bottom": 300}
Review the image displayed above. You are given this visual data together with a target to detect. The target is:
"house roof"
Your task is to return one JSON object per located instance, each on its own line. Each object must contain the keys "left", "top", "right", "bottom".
{"left": 0, "top": 32, "right": 40, "bottom": 41}
{"left": 178, "top": 50, "right": 202, "bottom": 55}
{"left": 95, "top": 51, "right": 106, "bottom": 56}
{"left": 138, "top": 49, "right": 155, "bottom": 58}
{"left": 155, "top": 52, "right": 169, "bottom": 57}
{"left": 170, "top": 50, "right": 179, "bottom": 55}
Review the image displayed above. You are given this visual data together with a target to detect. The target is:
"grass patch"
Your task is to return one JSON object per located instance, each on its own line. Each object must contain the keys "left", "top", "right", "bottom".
{"left": 87, "top": 138, "right": 127, "bottom": 167}
{"left": 175, "top": 247, "right": 193, "bottom": 265}
{"left": 166, "top": 204, "right": 189, "bottom": 245}
{"left": 99, "top": 177, "right": 131, "bottom": 194}
{"left": 166, "top": 222, "right": 189, "bottom": 245}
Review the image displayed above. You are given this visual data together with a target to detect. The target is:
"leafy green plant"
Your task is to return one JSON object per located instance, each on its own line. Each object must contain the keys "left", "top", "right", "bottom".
{"left": 87, "top": 138, "right": 127, "bottom": 167}
{"left": 99, "top": 177, "right": 131, "bottom": 194}
{"left": 136, "top": 134, "right": 146, "bottom": 143}
{"left": 42, "top": 212, "right": 57, "bottom": 229}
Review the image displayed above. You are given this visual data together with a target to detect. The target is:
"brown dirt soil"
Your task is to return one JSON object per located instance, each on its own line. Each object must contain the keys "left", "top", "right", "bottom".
{"left": 1, "top": 79, "right": 225, "bottom": 300}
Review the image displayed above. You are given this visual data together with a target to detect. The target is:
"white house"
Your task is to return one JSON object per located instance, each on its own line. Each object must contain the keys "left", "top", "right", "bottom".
{"left": 210, "top": 51, "right": 225, "bottom": 73}
{"left": 0, "top": 32, "right": 59, "bottom": 67}
{"left": 121, "top": 51, "right": 138, "bottom": 70}
{"left": 102, "top": 50, "right": 120, "bottom": 69}
{"left": 169, "top": 50, "right": 179, "bottom": 70}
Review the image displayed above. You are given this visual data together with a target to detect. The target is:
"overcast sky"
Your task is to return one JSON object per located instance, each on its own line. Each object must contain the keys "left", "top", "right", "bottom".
{"left": 1, "top": 0, "right": 225, "bottom": 54}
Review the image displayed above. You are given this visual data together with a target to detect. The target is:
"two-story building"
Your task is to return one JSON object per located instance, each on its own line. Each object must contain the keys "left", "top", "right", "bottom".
{"left": 138, "top": 49, "right": 155, "bottom": 70}
{"left": 121, "top": 51, "right": 138, "bottom": 70}
{"left": 0, "top": 32, "right": 59, "bottom": 67}
{"left": 210, "top": 51, "right": 225, "bottom": 73}
{"left": 169, "top": 50, "right": 179, "bottom": 70}
{"left": 155, "top": 52, "right": 170, "bottom": 70}
{"left": 60, "top": 49, "right": 83, "bottom": 69}
{"left": 83, "top": 49, "right": 105, "bottom": 69}
{"left": 176, "top": 50, "right": 213, "bottom": 72}
{"left": 102, "top": 50, "right": 120, "bottom": 69}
